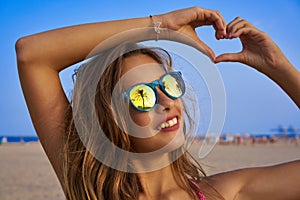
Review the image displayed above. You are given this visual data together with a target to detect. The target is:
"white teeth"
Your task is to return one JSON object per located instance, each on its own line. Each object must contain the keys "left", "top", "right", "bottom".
{"left": 173, "top": 118, "right": 177, "bottom": 125}
{"left": 168, "top": 120, "right": 174, "bottom": 127}
{"left": 159, "top": 117, "right": 178, "bottom": 129}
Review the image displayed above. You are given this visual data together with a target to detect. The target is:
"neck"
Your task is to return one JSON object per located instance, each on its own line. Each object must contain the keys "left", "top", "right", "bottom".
{"left": 130, "top": 152, "right": 172, "bottom": 172}
{"left": 137, "top": 165, "right": 180, "bottom": 198}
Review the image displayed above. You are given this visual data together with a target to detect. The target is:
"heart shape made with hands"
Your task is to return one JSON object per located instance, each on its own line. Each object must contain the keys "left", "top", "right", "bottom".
{"left": 202, "top": 36, "right": 241, "bottom": 64}
{"left": 172, "top": 29, "right": 241, "bottom": 64}
{"left": 164, "top": 25, "right": 237, "bottom": 63}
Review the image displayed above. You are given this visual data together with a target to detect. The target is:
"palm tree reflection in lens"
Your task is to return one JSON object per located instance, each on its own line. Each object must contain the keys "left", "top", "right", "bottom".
{"left": 130, "top": 85, "right": 155, "bottom": 110}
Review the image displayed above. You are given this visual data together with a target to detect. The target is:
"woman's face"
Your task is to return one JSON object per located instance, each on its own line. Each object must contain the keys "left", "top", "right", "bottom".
{"left": 119, "top": 54, "right": 185, "bottom": 153}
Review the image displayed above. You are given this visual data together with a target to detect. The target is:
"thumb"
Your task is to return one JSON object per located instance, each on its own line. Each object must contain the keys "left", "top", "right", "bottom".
{"left": 192, "top": 37, "right": 216, "bottom": 62}
{"left": 167, "top": 28, "right": 216, "bottom": 61}
{"left": 215, "top": 52, "right": 243, "bottom": 63}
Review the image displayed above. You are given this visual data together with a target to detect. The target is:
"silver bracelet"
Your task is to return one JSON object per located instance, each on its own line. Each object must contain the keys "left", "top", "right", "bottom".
{"left": 149, "top": 15, "right": 162, "bottom": 41}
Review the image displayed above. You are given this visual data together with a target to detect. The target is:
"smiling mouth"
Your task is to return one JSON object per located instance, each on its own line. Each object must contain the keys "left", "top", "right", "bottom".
{"left": 157, "top": 116, "right": 178, "bottom": 131}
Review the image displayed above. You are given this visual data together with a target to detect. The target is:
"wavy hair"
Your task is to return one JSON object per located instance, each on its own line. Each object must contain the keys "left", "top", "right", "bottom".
{"left": 63, "top": 43, "right": 207, "bottom": 200}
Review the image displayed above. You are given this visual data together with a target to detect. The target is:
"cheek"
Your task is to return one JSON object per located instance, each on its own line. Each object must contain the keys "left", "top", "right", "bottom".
{"left": 129, "top": 107, "right": 151, "bottom": 127}
{"left": 176, "top": 99, "right": 183, "bottom": 111}
{"left": 129, "top": 99, "right": 183, "bottom": 127}
{"left": 128, "top": 99, "right": 184, "bottom": 127}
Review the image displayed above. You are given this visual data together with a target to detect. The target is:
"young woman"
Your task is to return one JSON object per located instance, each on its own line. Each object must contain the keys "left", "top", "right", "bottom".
{"left": 16, "top": 6, "right": 300, "bottom": 200}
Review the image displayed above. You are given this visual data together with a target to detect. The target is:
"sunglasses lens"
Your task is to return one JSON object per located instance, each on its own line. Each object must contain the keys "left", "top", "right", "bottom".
{"left": 162, "top": 73, "right": 184, "bottom": 98}
{"left": 129, "top": 84, "right": 156, "bottom": 111}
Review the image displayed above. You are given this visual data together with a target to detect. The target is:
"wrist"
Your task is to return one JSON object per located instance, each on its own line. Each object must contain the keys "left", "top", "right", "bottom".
{"left": 266, "top": 62, "right": 300, "bottom": 108}
{"left": 263, "top": 58, "right": 295, "bottom": 79}
{"left": 149, "top": 14, "right": 165, "bottom": 29}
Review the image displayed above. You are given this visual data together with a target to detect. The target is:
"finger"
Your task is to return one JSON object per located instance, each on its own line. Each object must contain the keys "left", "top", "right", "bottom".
{"left": 226, "top": 17, "right": 243, "bottom": 30}
{"left": 215, "top": 52, "right": 244, "bottom": 63}
{"left": 193, "top": 37, "right": 216, "bottom": 61}
{"left": 217, "top": 11, "right": 227, "bottom": 29}
{"left": 193, "top": 36, "right": 216, "bottom": 60}
{"left": 227, "top": 18, "right": 254, "bottom": 39}
{"left": 212, "top": 12, "right": 227, "bottom": 39}
{"left": 226, "top": 17, "right": 245, "bottom": 38}
{"left": 230, "top": 27, "right": 258, "bottom": 39}
{"left": 213, "top": 10, "right": 227, "bottom": 39}
{"left": 199, "top": 8, "right": 226, "bottom": 37}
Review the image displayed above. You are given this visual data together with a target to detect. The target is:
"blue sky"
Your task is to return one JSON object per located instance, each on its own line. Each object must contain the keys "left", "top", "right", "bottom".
{"left": 1, "top": 0, "right": 299, "bottom": 136}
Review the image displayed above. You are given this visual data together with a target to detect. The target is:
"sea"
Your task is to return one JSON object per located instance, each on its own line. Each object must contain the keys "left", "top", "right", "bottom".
{"left": 0, "top": 132, "right": 299, "bottom": 144}
{"left": 0, "top": 136, "right": 39, "bottom": 144}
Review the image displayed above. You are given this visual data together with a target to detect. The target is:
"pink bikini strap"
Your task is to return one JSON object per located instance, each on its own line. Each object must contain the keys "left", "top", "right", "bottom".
{"left": 190, "top": 180, "right": 206, "bottom": 200}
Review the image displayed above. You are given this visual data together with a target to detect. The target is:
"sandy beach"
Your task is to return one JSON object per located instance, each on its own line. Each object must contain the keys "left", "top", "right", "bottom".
{"left": 0, "top": 142, "right": 299, "bottom": 200}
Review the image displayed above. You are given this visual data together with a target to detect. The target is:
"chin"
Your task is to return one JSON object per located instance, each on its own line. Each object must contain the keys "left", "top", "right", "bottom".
{"left": 159, "top": 124, "right": 185, "bottom": 153}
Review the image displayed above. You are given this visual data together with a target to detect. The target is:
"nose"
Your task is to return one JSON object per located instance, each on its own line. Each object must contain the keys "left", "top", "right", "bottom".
{"left": 155, "top": 87, "right": 175, "bottom": 113}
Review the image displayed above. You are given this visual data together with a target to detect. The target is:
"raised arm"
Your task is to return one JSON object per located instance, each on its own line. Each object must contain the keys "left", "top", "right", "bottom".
{"left": 211, "top": 17, "right": 300, "bottom": 199}
{"left": 15, "top": 6, "right": 226, "bottom": 185}
{"left": 215, "top": 17, "right": 300, "bottom": 108}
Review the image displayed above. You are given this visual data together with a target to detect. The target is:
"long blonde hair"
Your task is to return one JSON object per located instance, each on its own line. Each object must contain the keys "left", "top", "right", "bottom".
{"left": 63, "top": 43, "right": 206, "bottom": 200}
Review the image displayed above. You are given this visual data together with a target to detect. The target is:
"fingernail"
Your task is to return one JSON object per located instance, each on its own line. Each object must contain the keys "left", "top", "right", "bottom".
{"left": 223, "top": 31, "right": 227, "bottom": 38}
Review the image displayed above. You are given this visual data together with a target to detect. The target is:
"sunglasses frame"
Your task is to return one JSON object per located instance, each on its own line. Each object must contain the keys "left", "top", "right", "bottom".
{"left": 122, "top": 71, "right": 185, "bottom": 112}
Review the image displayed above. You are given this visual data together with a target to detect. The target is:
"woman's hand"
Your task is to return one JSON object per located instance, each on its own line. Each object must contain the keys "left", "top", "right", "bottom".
{"left": 215, "top": 17, "right": 291, "bottom": 74}
{"left": 215, "top": 17, "right": 300, "bottom": 108}
{"left": 158, "top": 6, "right": 227, "bottom": 59}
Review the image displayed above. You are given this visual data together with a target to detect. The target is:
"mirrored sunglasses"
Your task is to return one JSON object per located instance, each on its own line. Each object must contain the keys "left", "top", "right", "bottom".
{"left": 122, "top": 71, "right": 185, "bottom": 112}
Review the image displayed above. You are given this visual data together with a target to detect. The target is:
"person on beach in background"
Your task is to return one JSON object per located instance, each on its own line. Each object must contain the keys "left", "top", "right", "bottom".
{"left": 16, "top": 6, "right": 300, "bottom": 200}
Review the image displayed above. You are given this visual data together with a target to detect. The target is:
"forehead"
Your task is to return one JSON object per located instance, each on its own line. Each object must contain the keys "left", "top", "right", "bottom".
{"left": 121, "top": 54, "right": 166, "bottom": 88}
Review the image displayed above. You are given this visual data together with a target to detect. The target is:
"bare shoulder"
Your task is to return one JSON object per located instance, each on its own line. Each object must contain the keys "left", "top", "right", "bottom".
{"left": 200, "top": 160, "right": 300, "bottom": 200}
{"left": 199, "top": 169, "right": 248, "bottom": 200}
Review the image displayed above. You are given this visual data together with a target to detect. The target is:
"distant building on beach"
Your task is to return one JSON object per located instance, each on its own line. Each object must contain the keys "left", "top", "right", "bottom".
{"left": 269, "top": 125, "right": 299, "bottom": 139}
{"left": 194, "top": 125, "right": 300, "bottom": 145}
